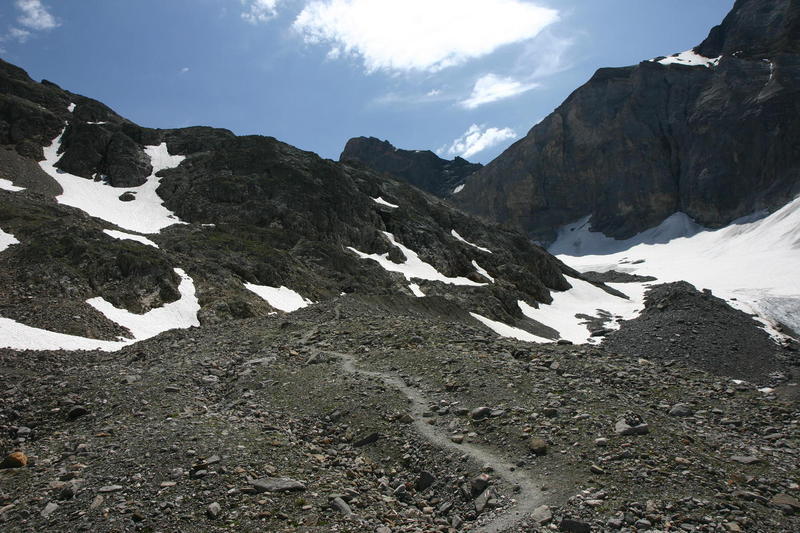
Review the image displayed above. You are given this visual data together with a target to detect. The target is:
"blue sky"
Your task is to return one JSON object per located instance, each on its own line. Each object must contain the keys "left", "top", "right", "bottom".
{"left": 1, "top": 0, "right": 733, "bottom": 163}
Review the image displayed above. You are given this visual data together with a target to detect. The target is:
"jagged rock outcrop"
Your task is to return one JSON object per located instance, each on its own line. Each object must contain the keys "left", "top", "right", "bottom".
{"left": 340, "top": 137, "right": 482, "bottom": 197}
{"left": 0, "top": 58, "right": 579, "bottom": 340}
{"left": 454, "top": 0, "right": 800, "bottom": 243}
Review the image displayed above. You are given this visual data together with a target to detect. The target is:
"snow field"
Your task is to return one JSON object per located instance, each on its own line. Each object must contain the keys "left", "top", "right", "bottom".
{"left": 39, "top": 130, "right": 187, "bottom": 234}
{"left": 244, "top": 283, "right": 313, "bottom": 312}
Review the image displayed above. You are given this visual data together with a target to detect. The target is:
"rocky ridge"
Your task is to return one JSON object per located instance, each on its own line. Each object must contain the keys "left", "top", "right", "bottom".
{"left": 446, "top": 0, "right": 800, "bottom": 243}
{"left": 340, "top": 137, "right": 482, "bottom": 198}
{"left": 0, "top": 57, "right": 583, "bottom": 342}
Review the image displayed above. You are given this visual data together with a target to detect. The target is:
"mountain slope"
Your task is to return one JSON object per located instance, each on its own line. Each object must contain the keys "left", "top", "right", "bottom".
{"left": 0, "top": 58, "right": 585, "bottom": 349}
{"left": 340, "top": 136, "right": 482, "bottom": 198}
{"left": 454, "top": 0, "right": 800, "bottom": 244}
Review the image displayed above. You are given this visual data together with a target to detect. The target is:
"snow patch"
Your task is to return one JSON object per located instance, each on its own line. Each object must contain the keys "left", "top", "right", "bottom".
{"left": 0, "top": 268, "right": 200, "bottom": 352}
{"left": 518, "top": 277, "right": 646, "bottom": 344}
{"left": 40, "top": 130, "right": 187, "bottom": 234}
{"left": 0, "top": 228, "right": 20, "bottom": 252}
{"left": 453, "top": 184, "right": 465, "bottom": 194}
{"left": 472, "top": 260, "right": 494, "bottom": 283}
{"left": 0, "top": 317, "right": 126, "bottom": 352}
{"left": 451, "top": 229, "right": 492, "bottom": 253}
{"left": 549, "top": 213, "right": 704, "bottom": 256}
{"left": 348, "top": 232, "right": 485, "bottom": 287}
{"left": 87, "top": 268, "right": 200, "bottom": 341}
{"left": 409, "top": 283, "right": 425, "bottom": 297}
{"left": 103, "top": 229, "right": 159, "bottom": 248}
{"left": 67, "top": 102, "right": 76, "bottom": 112}
{"left": 654, "top": 49, "right": 721, "bottom": 67}
{"left": 0, "top": 178, "right": 25, "bottom": 192}
{"left": 245, "top": 283, "right": 313, "bottom": 312}
{"left": 470, "top": 312, "right": 551, "bottom": 343}
{"left": 372, "top": 196, "right": 399, "bottom": 209}
{"left": 552, "top": 196, "right": 800, "bottom": 339}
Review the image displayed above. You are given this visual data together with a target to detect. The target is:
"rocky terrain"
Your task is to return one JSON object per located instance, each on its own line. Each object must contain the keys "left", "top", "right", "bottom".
{"left": 444, "top": 0, "right": 800, "bottom": 243}
{"left": 340, "top": 137, "right": 482, "bottom": 198}
{"left": 1, "top": 296, "right": 798, "bottom": 532}
{"left": 1, "top": 0, "right": 799, "bottom": 531}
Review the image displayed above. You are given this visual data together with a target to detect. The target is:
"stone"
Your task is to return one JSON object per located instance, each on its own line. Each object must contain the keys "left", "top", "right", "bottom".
{"left": 41, "top": 502, "right": 58, "bottom": 518}
{"left": 98, "top": 485, "right": 123, "bottom": 493}
{"left": 475, "top": 487, "right": 494, "bottom": 513}
{"left": 415, "top": 471, "right": 436, "bottom": 492}
{"left": 330, "top": 496, "right": 352, "bottom": 515}
{"left": 207, "top": 502, "right": 221, "bottom": 519}
{"left": 590, "top": 464, "right": 605, "bottom": 475}
{"left": 771, "top": 493, "right": 800, "bottom": 512}
{"left": 615, "top": 414, "right": 649, "bottom": 435}
{"left": 669, "top": 403, "right": 694, "bottom": 417}
{"left": 352, "top": 432, "right": 380, "bottom": 447}
{"left": 528, "top": 438, "right": 548, "bottom": 456}
{"left": 250, "top": 477, "right": 306, "bottom": 493}
{"left": 559, "top": 518, "right": 591, "bottom": 533}
{"left": 67, "top": 406, "right": 89, "bottom": 421}
{"left": 470, "top": 473, "right": 490, "bottom": 496}
{"left": 532, "top": 504, "right": 552, "bottom": 525}
{"left": 730, "top": 455, "right": 762, "bottom": 465}
{"left": 0, "top": 452, "right": 27, "bottom": 469}
{"left": 470, "top": 406, "right": 492, "bottom": 420}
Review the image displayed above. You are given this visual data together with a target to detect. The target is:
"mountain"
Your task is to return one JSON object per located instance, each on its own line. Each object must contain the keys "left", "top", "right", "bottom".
{"left": 2, "top": 9, "right": 800, "bottom": 532}
{"left": 0, "top": 57, "right": 587, "bottom": 350}
{"left": 453, "top": 0, "right": 800, "bottom": 244}
{"left": 340, "top": 137, "right": 482, "bottom": 197}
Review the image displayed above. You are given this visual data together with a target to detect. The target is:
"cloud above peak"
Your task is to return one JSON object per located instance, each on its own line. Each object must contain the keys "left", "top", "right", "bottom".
{"left": 2, "top": 0, "right": 58, "bottom": 44}
{"left": 441, "top": 124, "right": 517, "bottom": 160}
{"left": 293, "top": 0, "right": 559, "bottom": 73}
{"left": 16, "top": 0, "right": 58, "bottom": 31}
{"left": 460, "top": 74, "right": 539, "bottom": 109}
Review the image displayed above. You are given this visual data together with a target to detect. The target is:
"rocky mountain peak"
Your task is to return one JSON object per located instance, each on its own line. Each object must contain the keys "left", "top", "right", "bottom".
{"left": 696, "top": 0, "right": 800, "bottom": 58}
{"left": 453, "top": 0, "right": 800, "bottom": 244}
{"left": 340, "top": 136, "right": 482, "bottom": 198}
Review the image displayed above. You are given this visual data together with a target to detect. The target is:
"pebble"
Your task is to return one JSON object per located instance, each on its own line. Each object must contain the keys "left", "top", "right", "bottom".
{"left": 0, "top": 452, "right": 27, "bottom": 469}
{"left": 250, "top": 477, "right": 306, "bottom": 493}
{"left": 40, "top": 502, "right": 58, "bottom": 518}
{"left": 206, "top": 502, "right": 221, "bottom": 519}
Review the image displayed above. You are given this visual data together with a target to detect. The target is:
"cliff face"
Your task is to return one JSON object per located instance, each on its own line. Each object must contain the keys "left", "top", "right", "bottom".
{"left": 454, "top": 0, "right": 800, "bottom": 243}
{"left": 340, "top": 137, "right": 482, "bottom": 198}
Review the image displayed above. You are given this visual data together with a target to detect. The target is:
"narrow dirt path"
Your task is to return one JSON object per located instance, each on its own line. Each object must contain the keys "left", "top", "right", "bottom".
{"left": 297, "top": 305, "right": 551, "bottom": 531}
{"left": 326, "top": 348, "right": 546, "bottom": 532}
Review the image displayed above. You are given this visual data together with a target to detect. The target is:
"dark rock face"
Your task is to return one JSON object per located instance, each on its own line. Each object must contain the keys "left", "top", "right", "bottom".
{"left": 340, "top": 137, "right": 482, "bottom": 197}
{"left": 455, "top": 0, "right": 800, "bottom": 243}
{"left": 0, "top": 57, "right": 581, "bottom": 337}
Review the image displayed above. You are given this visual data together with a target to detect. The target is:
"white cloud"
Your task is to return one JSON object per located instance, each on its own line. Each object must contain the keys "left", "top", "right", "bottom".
{"left": 16, "top": 0, "right": 58, "bottom": 31}
{"left": 460, "top": 73, "right": 538, "bottom": 109}
{"left": 180, "top": 67, "right": 190, "bottom": 74}
{"left": 6, "top": 27, "right": 31, "bottom": 43}
{"left": 441, "top": 124, "right": 517, "bottom": 160}
{"left": 241, "top": 0, "right": 280, "bottom": 24}
{"left": 293, "top": 0, "right": 559, "bottom": 73}
{"left": 426, "top": 89, "right": 441, "bottom": 97}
